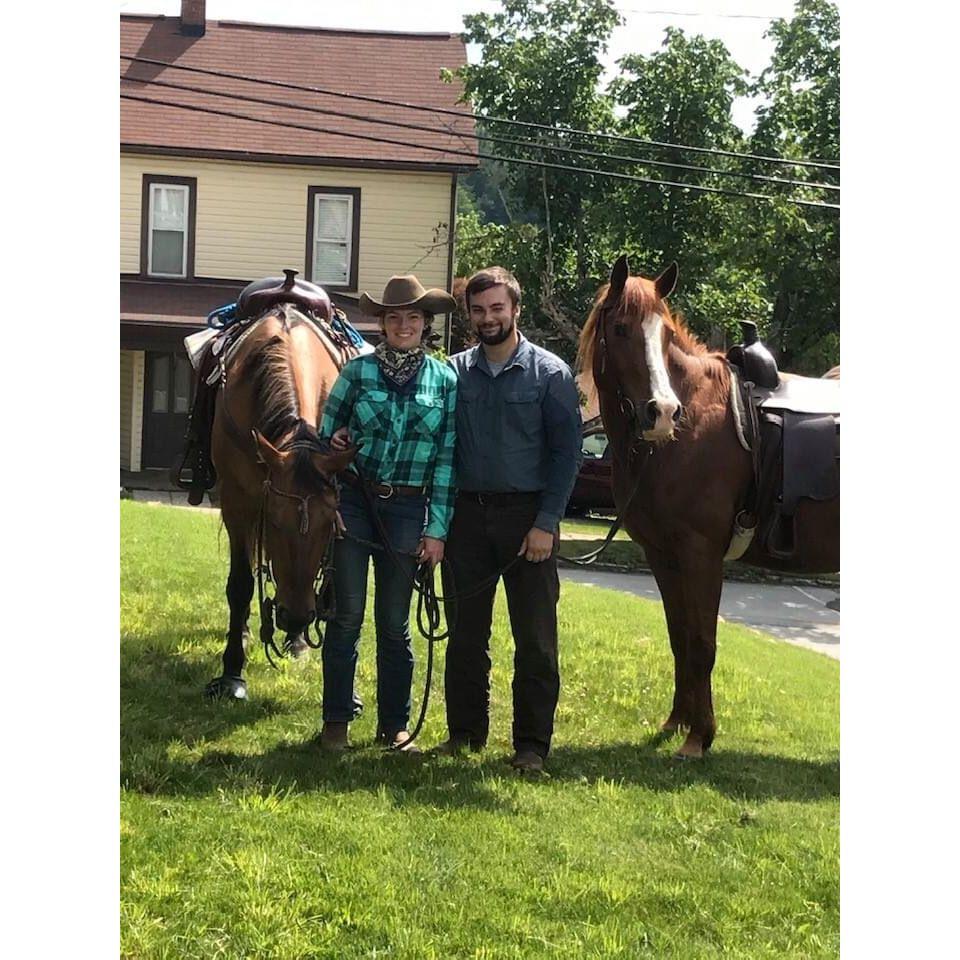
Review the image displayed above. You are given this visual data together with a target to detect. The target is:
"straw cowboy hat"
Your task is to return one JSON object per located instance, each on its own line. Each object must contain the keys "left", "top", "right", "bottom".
{"left": 359, "top": 275, "right": 457, "bottom": 316}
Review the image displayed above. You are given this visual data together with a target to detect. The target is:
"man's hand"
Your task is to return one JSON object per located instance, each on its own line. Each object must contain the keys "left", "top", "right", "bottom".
{"left": 330, "top": 426, "right": 352, "bottom": 451}
{"left": 518, "top": 526, "right": 555, "bottom": 563}
{"left": 418, "top": 536, "right": 445, "bottom": 567}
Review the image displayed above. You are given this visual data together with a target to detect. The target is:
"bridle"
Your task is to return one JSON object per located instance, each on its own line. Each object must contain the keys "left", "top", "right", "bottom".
{"left": 255, "top": 440, "right": 341, "bottom": 668}
{"left": 593, "top": 301, "right": 682, "bottom": 458}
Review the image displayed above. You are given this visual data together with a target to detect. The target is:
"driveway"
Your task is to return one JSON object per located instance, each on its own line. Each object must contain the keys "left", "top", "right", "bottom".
{"left": 559, "top": 567, "right": 840, "bottom": 660}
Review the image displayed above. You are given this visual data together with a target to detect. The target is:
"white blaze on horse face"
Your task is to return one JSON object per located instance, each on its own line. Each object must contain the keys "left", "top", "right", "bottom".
{"left": 641, "top": 312, "right": 681, "bottom": 437}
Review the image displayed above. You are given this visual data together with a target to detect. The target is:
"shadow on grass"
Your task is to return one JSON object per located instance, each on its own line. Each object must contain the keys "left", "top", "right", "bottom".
{"left": 123, "top": 732, "right": 838, "bottom": 809}
{"left": 121, "top": 645, "right": 289, "bottom": 752}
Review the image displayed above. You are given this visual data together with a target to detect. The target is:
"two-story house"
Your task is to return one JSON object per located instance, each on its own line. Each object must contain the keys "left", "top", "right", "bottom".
{"left": 121, "top": 2, "right": 477, "bottom": 473}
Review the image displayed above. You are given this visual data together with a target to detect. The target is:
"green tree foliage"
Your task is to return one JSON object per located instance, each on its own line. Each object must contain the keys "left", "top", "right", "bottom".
{"left": 748, "top": 0, "right": 840, "bottom": 373}
{"left": 451, "top": 0, "right": 839, "bottom": 374}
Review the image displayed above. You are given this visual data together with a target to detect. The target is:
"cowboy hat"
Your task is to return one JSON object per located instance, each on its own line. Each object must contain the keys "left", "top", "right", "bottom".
{"left": 359, "top": 275, "right": 457, "bottom": 316}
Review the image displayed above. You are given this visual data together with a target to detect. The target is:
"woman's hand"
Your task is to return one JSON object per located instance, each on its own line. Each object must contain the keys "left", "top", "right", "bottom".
{"left": 418, "top": 536, "right": 445, "bottom": 567}
{"left": 330, "top": 426, "right": 352, "bottom": 451}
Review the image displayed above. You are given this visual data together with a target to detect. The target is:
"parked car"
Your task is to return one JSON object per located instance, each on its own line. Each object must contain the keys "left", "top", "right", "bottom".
{"left": 566, "top": 417, "right": 615, "bottom": 515}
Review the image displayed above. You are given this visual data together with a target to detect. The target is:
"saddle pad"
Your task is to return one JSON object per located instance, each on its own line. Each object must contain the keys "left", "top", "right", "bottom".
{"left": 756, "top": 373, "right": 839, "bottom": 417}
{"left": 781, "top": 411, "right": 839, "bottom": 515}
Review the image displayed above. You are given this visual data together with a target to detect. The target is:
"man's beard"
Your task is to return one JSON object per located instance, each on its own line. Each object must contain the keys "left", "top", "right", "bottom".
{"left": 476, "top": 315, "right": 515, "bottom": 345}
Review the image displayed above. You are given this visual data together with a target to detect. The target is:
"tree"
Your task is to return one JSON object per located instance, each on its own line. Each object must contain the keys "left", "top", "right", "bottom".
{"left": 449, "top": 0, "right": 623, "bottom": 362}
{"left": 749, "top": 0, "right": 840, "bottom": 373}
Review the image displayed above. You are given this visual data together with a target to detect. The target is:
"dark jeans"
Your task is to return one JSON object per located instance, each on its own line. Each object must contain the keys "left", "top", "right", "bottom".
{"left": 442, "top": 494, "right": 560, "bottom": 758}
{"left": 322, "top": 484, "right": 426, "bottom": 737}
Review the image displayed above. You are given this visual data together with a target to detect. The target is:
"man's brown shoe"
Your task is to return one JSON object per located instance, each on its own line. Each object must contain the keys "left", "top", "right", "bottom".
{"left": 320, "top": 722, "right": 349, "bottom": 752}
{"left": 510, "top": 750, "right": 545, "bottom": 773}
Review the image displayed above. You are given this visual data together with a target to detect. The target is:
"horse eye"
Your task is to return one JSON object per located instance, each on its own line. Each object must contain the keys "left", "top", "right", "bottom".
{"left": 614, "top": 322, "right": 629, "bottom": 338}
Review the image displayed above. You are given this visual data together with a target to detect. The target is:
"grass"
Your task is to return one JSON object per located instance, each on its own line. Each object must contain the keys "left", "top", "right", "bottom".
{"left": 121, "top": 501, "right": 839, "bottom": 959}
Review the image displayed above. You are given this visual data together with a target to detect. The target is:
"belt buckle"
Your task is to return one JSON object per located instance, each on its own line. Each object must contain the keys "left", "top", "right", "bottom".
{"left": 377, "top": 481, "right": 394, "bottom": 500}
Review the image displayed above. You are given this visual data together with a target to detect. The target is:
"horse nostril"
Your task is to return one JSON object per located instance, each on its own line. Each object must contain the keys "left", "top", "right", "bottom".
{"left": 645, "top": 400, "right": 659, "bottom": 425}
{"left": 672, "top": 405, "right": 683, "bottom": 424}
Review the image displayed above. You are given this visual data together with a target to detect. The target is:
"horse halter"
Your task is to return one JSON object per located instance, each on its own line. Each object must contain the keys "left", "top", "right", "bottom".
{"left": 593, "top": 302, "right": 682, "bottom": 448}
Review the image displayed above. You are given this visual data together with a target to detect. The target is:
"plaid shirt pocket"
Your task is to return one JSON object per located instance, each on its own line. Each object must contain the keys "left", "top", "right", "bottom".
{"left": 411, "top": 392, "right": 444, "bottom": 436}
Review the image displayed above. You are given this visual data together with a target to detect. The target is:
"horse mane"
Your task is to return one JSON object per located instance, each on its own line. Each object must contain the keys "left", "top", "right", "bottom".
{"left": 250, "top": 331, "right": 300, "bottom": 444}
{"left": 577, "top": 277, "right": 726, "bottom": 397}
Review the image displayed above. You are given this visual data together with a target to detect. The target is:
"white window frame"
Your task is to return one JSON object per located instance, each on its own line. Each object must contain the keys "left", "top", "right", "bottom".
{"left": 147, "top": 182, "right": 190, "bottom": 278}
{"left": 312, "top": 192, "right": 354, "bottom": 287}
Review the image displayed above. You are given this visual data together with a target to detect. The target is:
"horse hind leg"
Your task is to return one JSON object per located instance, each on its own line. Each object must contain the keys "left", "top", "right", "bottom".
{"left": 645, "top": 546, "right": 693, "bottom": 736}
{"left": 205, "top": 535, "right": 254, "bottom": 700}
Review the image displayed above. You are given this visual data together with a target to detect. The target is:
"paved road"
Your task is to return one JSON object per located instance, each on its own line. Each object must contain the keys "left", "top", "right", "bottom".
{"left": 559, "top": 567, "right": 840, "bottom": 660}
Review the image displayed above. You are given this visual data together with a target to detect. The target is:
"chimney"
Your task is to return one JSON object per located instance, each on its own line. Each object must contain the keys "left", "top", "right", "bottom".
{"left": 180, "top": 0, "right": 206, "bottom": 37}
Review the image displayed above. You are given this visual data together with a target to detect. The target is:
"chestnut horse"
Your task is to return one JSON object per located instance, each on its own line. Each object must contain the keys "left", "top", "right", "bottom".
{"left": 578, "top": 256, "right": 838, "bottom": 757}
{"left": 205, "top": 304, "right": 355, "bottom": 700}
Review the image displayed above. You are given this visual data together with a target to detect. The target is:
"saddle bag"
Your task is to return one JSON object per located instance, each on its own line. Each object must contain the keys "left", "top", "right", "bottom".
{"left": 754, "top": 410, "right": 839, "bottom": 559}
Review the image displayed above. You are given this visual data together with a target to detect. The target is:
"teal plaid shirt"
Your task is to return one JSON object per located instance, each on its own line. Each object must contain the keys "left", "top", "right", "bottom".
{"left": 319, "top": 354, "right": 458, "bottom": 540}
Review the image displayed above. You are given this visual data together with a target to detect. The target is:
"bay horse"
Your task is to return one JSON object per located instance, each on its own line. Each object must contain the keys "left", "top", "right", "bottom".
{"left": 205, "top": 302, "right": 356, "bottom": 700}
{"left": 578, "top": 256, "right": 839, "bottom": 758}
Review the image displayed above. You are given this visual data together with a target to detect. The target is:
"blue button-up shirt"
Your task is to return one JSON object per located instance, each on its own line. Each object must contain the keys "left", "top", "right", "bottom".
{"left": 448, "top": 334, "right": 583, "bottom": 533}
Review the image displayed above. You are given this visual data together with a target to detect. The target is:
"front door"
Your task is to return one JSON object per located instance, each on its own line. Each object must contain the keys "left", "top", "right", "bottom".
{"left": 142, "top": 350, "right": 193, "bottom": 469}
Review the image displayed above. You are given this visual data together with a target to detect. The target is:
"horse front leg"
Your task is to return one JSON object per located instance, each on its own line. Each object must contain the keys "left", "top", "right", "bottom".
{"left": 645, "top": 545, "right": 692, "bottom": 736}
{"left": 675, "top": 547, "right": 724, "bottom": 759}
{"left": 205, "top": 535, "right": 254, "bottom": 700}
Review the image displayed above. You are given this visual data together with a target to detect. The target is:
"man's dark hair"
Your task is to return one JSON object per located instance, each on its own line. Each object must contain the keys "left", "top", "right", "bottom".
{"left": 464, "top": 266, "right": 521, "bottom": 311}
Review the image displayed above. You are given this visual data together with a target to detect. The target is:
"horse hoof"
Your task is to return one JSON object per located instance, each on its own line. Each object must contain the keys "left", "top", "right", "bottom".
{"left": 673, "top": 735, "right": 704, "bottom": 760}
{"left": 205, "top": 676, "right": 248, "bottom": 700}
{"left": 285, "top": 637, "right": 311, "bottom": 659}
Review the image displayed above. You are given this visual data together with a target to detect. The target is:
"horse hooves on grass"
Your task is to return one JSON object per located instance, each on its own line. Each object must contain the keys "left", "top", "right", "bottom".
{"left": 673, "top": 736, "right": 704, "bottom": 760}
{"left": 204, "top": 676, "right": 248, "bottom": 701}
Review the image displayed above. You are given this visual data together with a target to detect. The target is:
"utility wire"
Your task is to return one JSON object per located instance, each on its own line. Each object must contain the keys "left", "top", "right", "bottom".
{"left": 120, "top": 91, "right": 839, "bottom": 211}
{"left": 121, "top": 72, "right": 838, "bottom": 194}
{"left": 119, "top": 53, "right": 839, "bottom": 173}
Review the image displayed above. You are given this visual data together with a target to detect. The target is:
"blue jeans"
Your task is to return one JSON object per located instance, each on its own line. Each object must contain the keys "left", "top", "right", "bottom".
{"left": 321, "top": 484, "right": 426, "bottom": 737}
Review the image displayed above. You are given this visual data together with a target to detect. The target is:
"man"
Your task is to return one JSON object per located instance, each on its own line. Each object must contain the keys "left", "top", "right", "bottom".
{"left": 437, "top": 266, "right": 583, "bottom": 773}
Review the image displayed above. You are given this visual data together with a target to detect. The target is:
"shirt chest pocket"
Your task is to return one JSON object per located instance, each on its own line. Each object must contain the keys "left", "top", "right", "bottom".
{"left": 354, "top": 389, "right": 391, "bottom": 432}
{"left": 503, "top": 388, "right": 542, "bottom": 445}
{"left": 410, "top": 392, "right": 444, "bottom": 437}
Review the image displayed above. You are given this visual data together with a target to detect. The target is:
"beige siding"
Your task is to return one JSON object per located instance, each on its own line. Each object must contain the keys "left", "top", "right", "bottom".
{"left": 120, "top": 155, "right": 453, "bottom": 293}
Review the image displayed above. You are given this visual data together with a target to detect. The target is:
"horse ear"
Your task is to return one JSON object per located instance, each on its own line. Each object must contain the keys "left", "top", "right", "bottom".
{"left": 313, "top": 444, "right": 358, "bottom": 478}
{"left": 606, "top": 255, "right": 629, "bottom": 304}
{"left": 252, "top": 429, "right": 283, "bottom": 469}
{"left": 655, "top": 261, "right": 679, "bottom": 300}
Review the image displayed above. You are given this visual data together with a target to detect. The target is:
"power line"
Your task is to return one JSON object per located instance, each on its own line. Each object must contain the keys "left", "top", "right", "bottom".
{"left": 121, "top": 72, "right": 838, "bottom": 194}
{"left": 120, "top": 91, "right": 839, "bottom": 212}
{"left": 119, "top": 53, "right": 839, "bottom": 173}
{"left": 619, "top": 7, "right": 781, "bottom": 19}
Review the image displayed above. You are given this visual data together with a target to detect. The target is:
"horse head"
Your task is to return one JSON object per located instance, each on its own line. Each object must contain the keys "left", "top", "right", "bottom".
{"left": 253, "top": 425, "right": 356, "bottom": 635}
{"left": 582, "top": 255, "right": 684, "bottom": 443}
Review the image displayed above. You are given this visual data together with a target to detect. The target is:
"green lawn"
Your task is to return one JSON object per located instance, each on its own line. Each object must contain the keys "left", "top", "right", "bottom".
{"left": 121, "top": 501, "right": 839, "bottom": 959}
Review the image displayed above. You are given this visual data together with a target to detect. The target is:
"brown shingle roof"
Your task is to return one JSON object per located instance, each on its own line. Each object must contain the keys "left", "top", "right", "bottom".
{"left": 120, "top": 15, "right": 478, "bottom": 170}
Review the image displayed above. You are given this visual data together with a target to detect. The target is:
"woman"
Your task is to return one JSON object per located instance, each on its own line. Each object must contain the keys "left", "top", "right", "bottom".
{"left": 318, "top": 275, "right": 458, "bottom": 751}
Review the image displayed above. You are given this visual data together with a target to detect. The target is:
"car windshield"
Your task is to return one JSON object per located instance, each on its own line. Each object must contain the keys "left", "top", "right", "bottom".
{"left": 582, "top": 432, "right": 608, "bottom": 459}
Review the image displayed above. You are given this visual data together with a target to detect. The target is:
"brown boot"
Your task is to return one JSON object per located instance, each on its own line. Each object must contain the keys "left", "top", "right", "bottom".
{"left": 430, "top": 737, "right": 481, "bottom": 757}
{"left": 510, "top": 750, "right": 545, "bottom": 774}
{"left": 320, "top": 722, "right": 349, "bottom": 752}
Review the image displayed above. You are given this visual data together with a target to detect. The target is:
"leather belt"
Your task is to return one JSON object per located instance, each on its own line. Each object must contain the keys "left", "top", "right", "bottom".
{"left": 458, "top": 490, "right": 542, "bottom": 506}
{"left": 341, "top": 471, "right": 426, "bottom": 499}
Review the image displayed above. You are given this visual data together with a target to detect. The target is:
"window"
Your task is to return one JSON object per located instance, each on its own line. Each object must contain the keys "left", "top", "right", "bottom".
{"left": 306, "top": 187, "right": 360, "bottom": 289}
{"left": 141, "top": 175, "right": 196, "bottom": 278}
